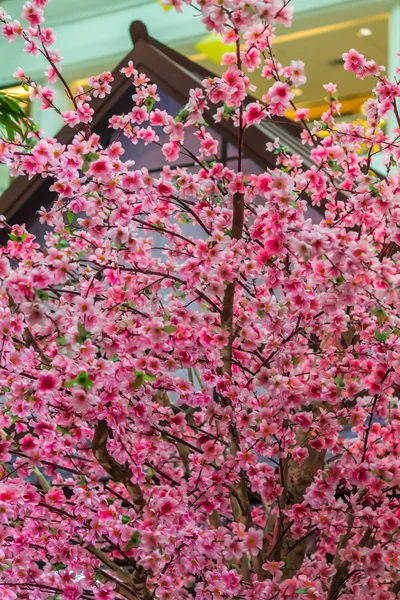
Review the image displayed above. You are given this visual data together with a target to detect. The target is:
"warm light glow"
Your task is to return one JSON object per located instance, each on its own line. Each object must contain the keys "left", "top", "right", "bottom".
{"left": 188, "top": 14, "right": 387, "bottom": 63}
{"left": 285, "top": 93, "right": 371, "bottom": 122}
{"left": 357, "top": 27, "right": 373, "bottom": 37}
{"left": 0, "top": 84, "right": 30, "bottom": 99}
{"left": 291, "top": 88, "right": 303, "bottom": 97}
{"left": 70, "top": 77, "right": 90, "bottom": 97}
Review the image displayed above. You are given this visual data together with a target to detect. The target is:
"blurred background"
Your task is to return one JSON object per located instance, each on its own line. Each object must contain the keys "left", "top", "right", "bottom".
{"left": 0, "top": 0, "right": 398, "bottom": 193}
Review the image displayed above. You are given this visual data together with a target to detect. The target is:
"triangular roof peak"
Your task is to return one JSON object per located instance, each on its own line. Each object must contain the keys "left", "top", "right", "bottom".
{"left": 0, "top": 21, "right": 315, "bottom": 227}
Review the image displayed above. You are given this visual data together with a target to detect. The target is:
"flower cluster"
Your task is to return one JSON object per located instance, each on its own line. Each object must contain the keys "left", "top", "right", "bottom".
{"left": 0, "top": 1, "right": 400, "bottom": 600}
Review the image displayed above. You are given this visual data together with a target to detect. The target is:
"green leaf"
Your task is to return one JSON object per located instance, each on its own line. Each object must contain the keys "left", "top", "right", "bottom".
{"left": 78, "top": 371, "right": 94, "bottom": 389}
{"left": 296, "top": 589, "right": 309, "bottom": 595}
{"left": 63, "top": 378, "right": 78, "bottom": 388}
{"left": 34, "top": 288, "right": 49, "bottom": 302}
{"left": 124, "top": 531, "right": 141, "bottom": 550}
{"left": 164, "top": 325, "right": 177, "bottom": 333}
{"left": 77, "top": 322, "right": 90, "bottom": 342}
{"left": 292, "top": 357, "right": 300, "bottom": 367}
{"left": 289, "top": 201, "right": 298, "bottom": 208}
{"left": 222, "top": 104, "right": 235, "bottom": 120}
{"left": 55, "top": 238, "right": 69, "bottom": 249}
{"left": 81, "top": 152, "right": 101, "bottom": 174}
{"left": 1, "top": 95, "right": 26, "bottom": 118}
{"left": 371, "top": 307, "right": 387, "bottom": 326}
{"left": 375, "top": 330, "right": 389, "bottom": 343}
{"left": 8, "top": 233, "right": 28, "bottom": 242}
{"left": 56, "top": 425, "right": 71, "bottom": 434}
{"left": 132, "top": 370, "right": 156, "bottom": 389}
{"left": 0, "top": 113, "right": 18, "bottom": 135}
{"left": 0, "top": 563, "right": 12, "bottom": 572}
{"left": 273, "top": 145, "right": 290, "bottom": 155}
{"left": 175, "top": 108, "right": 189, "bottom": 122}
{"left": 144, "top": 97, "right": 156, "bottom": 113}
{"left": 257, "top": 310, "right": 265, "bottom": 318}
{"left": 76, "top": 322, "right": 91, "bottom": 345}
{"left": 121, "top": 515, "right": 130, "bottom": 524}
{"left": 57, "top": 335, "right": 67, "bottom": 347}
{"left": 334, "top": 375, "right": 345, "bottom": 395}
{"left": 144, "top": 373, "right": 156, "bottom": 381}
{"left": 67, "top": 209, "right": 74, "bottom": 224}
{"left": 52, "top": 563, "right": 67, "bottom": 571}
{"left": 328, "top": 159, "right": 340, "bottom": 173}
{"left": 64, "top": 371, "right": 93, "bottom": 390}
{"left": 132, "top": 371, "right": 145, "bottom": 389}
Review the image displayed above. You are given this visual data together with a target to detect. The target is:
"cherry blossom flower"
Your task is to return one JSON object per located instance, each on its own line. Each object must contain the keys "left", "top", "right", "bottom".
{"left": 0, "top": 0, "right": 400, "bottom": 598}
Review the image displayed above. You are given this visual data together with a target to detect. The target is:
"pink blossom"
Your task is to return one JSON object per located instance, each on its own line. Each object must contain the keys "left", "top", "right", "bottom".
{"left": 162, "top": 141, "right": 180, "bottom": 162}
{"left": 24, "top": 39, "right": 39, "bottom": 55}
{"left": 62, "top": 110, "right": 80, "bottom": 127}
{"left": 289, "top": 60, "right": 306, "bottom": 87}
{"left": 95, "top": 582, "right": 115, "bottom": 600}
{"left": 350, "top": 463, "right": 372, "bottom": 487}
{"left": 37, "top": 371, "right": 59, "bottom": 392}
{"left": 22, "top": 2, "right": 44, "bottom": 26}
{"left": 244, "top": 102, "right": 264, "bottom": 125}
{"left": 243, "top": 527, "right": 263, "bottom": 555}
{"left": 323, "top": 82, "right": 337, "bottom": 95}
{"left": 0, "top": 1, "right": 400, "bottom": 598}
{"left": 77, "top": 102, "right": 94, "bottom": 123}
{"left": 13, "top": 66, "right": 25, "bottom": 80}
{"left": 1, "top": 588, "right": 17, "bottom": 600}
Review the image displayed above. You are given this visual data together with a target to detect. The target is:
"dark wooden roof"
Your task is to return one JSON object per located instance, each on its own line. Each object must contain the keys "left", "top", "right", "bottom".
{"left": 0, "top": 21, "right": 314, "bottom": 226}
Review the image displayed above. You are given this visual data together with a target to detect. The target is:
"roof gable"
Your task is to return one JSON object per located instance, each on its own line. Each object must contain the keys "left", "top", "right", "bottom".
{"left": 0, "top": 21, "right": 317, "bottom": 228}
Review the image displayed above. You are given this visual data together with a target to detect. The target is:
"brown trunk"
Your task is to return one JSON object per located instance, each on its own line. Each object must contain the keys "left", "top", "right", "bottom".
{"left": 271, "top": 429, "right": 326, "bottom": 576}
{"left": 92, "top": 421, "right": 150, "bottom": 599}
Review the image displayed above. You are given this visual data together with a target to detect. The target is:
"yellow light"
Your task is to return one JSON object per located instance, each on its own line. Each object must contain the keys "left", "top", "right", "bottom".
{"left": 69, "top": 78, "right": 90, "bottom": 96}
{"left": 357, "top": 27, "right": 373, "bottom": 37}
{"left": 285, "top": 93, "right": 371, "bottom": 122}
{"left": 188, "top": 52, "right": 207, "bottom": 62}
{"left": 195, "top": 33, "right": 235, "bottom": 64}
{"left": 0, "top": 85, "right": 30, "bottom": 99}
{"left": 291, "top": 88, "right": 303, "bottom": 97}
{"left": 188, "top": 14, "right": 388, "bottom": 63}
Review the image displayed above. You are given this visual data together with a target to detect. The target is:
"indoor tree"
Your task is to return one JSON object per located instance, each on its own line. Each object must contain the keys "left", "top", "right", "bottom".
{"left": 0, "top": 0, "right": 399, "bottom": 599}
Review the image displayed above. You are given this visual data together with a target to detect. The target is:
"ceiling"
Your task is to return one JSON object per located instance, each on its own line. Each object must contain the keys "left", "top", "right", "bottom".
{"left": 176, "top": 12, "right": 388, "bottom": 109}
{"left": 0, "top": 1, "right": 390, "bottom": 121}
